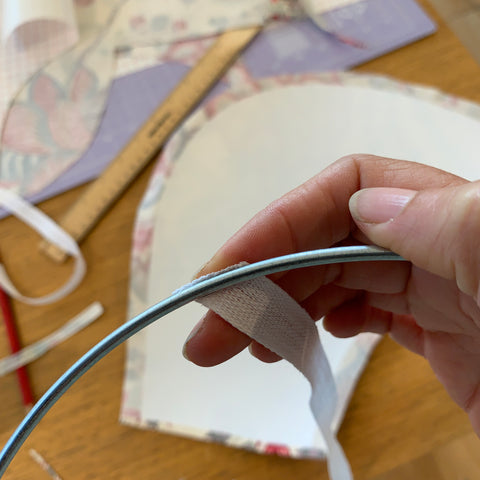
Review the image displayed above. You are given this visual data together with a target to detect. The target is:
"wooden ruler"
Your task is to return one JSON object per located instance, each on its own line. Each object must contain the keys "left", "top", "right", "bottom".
{"left": 41, "top": 26, "right": 261, "bottom": 262}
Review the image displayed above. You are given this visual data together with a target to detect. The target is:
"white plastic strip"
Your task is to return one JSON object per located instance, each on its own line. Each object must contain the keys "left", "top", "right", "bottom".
{"left": 0, "top": 187, "right": 86, "bottom": 305}
{"left": 196, "top": 271, "right": 353, "bottom": 480}
{"left": 0, "top": 302, "right": 103, "bottom": 376}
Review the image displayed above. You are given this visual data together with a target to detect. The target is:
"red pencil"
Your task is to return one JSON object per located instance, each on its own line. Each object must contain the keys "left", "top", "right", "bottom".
{"left": 0, "top": 285, "right": 35, "bottom": 411}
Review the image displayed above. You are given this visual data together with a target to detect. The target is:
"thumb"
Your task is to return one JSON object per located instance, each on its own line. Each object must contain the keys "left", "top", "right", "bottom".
{"left": 349, "top": 182, "right": 480, "bottom": 297}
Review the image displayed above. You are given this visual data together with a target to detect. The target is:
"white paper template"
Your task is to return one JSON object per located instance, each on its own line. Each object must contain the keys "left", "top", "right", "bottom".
{"left": 133, "top": 81, "right": 480, "bottom": 454}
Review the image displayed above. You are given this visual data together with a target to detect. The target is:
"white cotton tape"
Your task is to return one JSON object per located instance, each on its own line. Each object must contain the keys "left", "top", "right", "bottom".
{"left": 196, "top": 268, "right": 353, "bottom": 480}
{"left": 0, "top": 188, "right": 86, "bottom": 305}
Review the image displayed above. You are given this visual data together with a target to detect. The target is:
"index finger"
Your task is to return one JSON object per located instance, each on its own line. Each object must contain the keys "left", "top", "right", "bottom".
{"left": 185, "top": 154, "right": 467, "bottom": 366}
{"left": 196, "top": 154, "right": 466, "bottom": 277}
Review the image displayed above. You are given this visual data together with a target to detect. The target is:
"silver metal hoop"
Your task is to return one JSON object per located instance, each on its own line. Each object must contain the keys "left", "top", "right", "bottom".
{"left": 0, "top": 245, "right": 403, "bottom": 476}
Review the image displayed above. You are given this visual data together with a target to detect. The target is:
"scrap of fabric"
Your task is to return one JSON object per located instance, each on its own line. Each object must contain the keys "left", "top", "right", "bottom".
{"left": 0, "top": 0, "right": 362, "bottom": 199}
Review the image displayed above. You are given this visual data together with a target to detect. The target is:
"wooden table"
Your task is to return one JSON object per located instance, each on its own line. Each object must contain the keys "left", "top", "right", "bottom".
{"left": 1, "top": 1, "right": 480, "bottom": 479}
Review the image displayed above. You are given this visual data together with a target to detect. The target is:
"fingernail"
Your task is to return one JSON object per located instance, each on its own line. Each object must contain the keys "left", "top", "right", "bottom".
{"left": 182, "top": 317, "right": 206, "bottom": 360}
{"left": 192, "top": 251, "right": 226, "bottom": 280}
{"left": 192, "top": 260, "right": 213, "bottom": 280}
{"left": 349, "top": 188, "right": 417, "bottom": 224}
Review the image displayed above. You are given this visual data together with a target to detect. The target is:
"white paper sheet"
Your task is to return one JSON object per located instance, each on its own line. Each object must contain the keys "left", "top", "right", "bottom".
{"left": 122, "top": 76, "right": 480, "bottom": 458}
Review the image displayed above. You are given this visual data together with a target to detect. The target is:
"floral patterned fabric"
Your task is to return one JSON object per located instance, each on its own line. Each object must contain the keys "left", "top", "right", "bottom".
{"left": 0, "top": 0, "right": 307, "bottom": 197}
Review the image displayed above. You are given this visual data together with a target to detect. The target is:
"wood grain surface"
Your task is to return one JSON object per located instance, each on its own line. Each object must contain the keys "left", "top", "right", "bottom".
{"left": 1, "top": 1, "right": 480, "bottom": 479}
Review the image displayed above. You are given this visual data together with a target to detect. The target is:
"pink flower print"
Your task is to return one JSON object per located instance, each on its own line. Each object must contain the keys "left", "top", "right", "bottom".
{"left": 2, "top": 105, "right": 50, "bottom": 154}
{"left": 30, "top": 71, "right": 92, "bottom": 150}
{"left": 173, "top": 19, "right": 187, "bottom": 32}
{"left": 263, "top": 443, "right": 291, "bottom": 456}
{"left": 133, "top": 226, "right": 153, "bottom": 251}
{"left": 3, "top": 70, "right": 94, "bottom": 155}
{"left": 121, "top": 408, "right": 141, "bottom": 423}
{"left": 70, "top": 68, "right": 95, "bottom": 102}
{"left": 130, "top": 15, "right": 147, "bottom": 31}
{"left": 161, "top": 37, "right": 212, "bottom": 66}
{"left": 48, "top": 102, "right": 91, "bottom": 150}
{"left": 32, "top": 74, "right": 59, "bottom": 113}
{"left": 156, "top": 153, "right": 173, "bottom": 178}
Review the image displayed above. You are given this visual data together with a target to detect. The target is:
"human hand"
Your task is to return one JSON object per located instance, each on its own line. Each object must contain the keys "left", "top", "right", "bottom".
{"left": 182, "top": 154, "right": 480, "bottom": 436}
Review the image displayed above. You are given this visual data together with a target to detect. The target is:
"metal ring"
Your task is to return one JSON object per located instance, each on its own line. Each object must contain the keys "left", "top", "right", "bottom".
{"left": 0, "top": 245, "right": 403, "bottom": 476}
